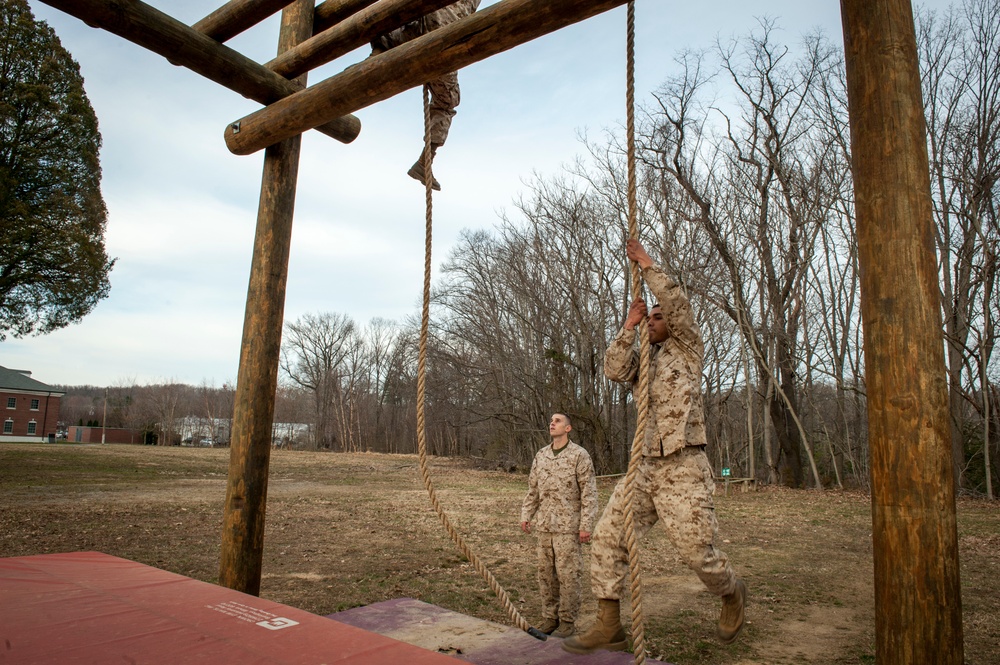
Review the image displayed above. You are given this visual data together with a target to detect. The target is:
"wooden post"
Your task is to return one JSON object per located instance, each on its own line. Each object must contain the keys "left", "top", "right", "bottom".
{"left": 193, "top": 0, "right": 294, "bottom": 43}
{"left": 267, "top": 0, "right": 459, "bottom": 79}
{"left": 840, "top": 1, "right": 964, "bottom": 662}
{"left": 218, "top": 0, "right": 311, "bottom": 596}
{"left": 39, "top": 0, "right": 360, "bottom": 144}
{"left": 225, "top": 0, "right": 629, "bottom": 155}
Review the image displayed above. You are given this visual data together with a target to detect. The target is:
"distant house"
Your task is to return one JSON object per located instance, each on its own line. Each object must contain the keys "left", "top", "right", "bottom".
{"left": 0, "top": 366, "right": 64, "bottom": 443}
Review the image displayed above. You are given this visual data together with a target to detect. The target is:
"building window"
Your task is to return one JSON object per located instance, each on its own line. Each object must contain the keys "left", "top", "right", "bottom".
{"left": 30, "top": 399, "right": 39, "bottom": 410}
{"left": 3, "top": 420, "right": 12, "bottom": 434}
{"left": 27, "top": 421, "right": 36, "bottom": 435}
{"left": 6, "top": 397, "right": 14, "bottom": 409}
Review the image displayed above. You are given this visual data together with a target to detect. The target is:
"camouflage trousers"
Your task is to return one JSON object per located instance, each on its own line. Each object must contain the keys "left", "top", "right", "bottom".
{"left": 590, "top": 447, "right": 737, "bottom": 599}
{"left": 536, "top": 531, "right": 582, "bottom": 622}
{"left": 371, "top": 0, "right": 478, "bottom": 146}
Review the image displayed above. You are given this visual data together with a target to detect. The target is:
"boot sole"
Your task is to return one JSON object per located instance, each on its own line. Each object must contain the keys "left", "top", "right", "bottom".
{"left": 561, "top": 639, "right": 628, "bottom": 655}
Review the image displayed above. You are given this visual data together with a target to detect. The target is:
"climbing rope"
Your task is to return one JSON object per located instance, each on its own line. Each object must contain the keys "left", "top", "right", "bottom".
{"left": 411, "top": 2, "right": 646, "bottom": 649}
{"left": 413, "top": 85, "right": 546, "bottom": 642}
{"left": 622, "top": 2, "right": 650, "bottom": 663}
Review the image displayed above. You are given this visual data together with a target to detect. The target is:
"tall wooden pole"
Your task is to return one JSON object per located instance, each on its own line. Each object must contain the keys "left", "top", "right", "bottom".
{"left": 218, "top": 0, "right": 311, "bottom": 595}
{"left": 840, "top": 1, "right": 963, "bottom": 662}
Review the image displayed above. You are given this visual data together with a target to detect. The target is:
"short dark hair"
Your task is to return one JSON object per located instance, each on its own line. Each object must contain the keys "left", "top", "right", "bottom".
{"left": 552, "top": 412, "right": 572, "bottom": 427}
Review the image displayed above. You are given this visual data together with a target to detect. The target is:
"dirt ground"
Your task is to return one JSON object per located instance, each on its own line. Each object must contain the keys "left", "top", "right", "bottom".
{"left": 1, "top": 443, "right": 997, "bottom": 665}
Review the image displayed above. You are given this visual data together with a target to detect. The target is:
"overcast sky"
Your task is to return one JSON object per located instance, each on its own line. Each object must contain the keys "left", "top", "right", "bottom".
{"left": 7, "top": 0, "right": 948, "bottom": 388}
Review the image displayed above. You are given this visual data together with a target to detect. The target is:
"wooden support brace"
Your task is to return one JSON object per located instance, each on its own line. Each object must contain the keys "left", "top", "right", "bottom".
{"left": 314, "top": 0, "right": 380, "bottom": 34}
{"left": 267, "top": 0, "right": 460, "bottom": 79}
{"left": 40, "top": 0, "right": 360, "bottom": 144}
{"left": 193, "top": 0, "right": 294, "bottom": 42}
{"left": 226, "top": 0, "right": 629, "bottom": 155}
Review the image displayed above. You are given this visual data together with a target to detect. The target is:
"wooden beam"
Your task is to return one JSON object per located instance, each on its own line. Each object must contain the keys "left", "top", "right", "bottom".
{"left": 840, "top": 0, "right": 964, "bottom": 663}
{"left": 193, "top": 0, "right": 293, "bottom": 43}
{"left": 226, "top": 0, "right": 628, "bottom": 155}
{"left": 40, "top": 0, "right": 360, "bottom": 144}
{"left": 314, "top": 0, "right": 379, "bottom": 34}
{"left": 268, "top": 0, "right": 459, "bottom": 79}
{"left": 218, "top": 0, "right": 311, "bottom": 597}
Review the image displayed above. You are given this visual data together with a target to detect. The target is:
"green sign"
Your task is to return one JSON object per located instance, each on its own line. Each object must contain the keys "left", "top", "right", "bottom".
{"left": 721, "top": 467, "right": 731, "bottom": 477}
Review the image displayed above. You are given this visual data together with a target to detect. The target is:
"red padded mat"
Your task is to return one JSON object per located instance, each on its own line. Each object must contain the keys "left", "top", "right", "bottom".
{"left": 0, "top": 551, "right": 459, "bottom": 664}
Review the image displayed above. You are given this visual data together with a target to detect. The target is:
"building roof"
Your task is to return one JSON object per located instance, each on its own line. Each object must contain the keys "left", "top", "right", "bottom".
{"left": 0, "top": 366, "right": 64, "bottom": 395}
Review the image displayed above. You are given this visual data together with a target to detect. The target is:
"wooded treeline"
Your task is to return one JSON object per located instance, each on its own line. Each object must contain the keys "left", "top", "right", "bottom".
{"left": 280, "top": 5, "right": 998, "bottom": 494}
{"left": 64, "top": 4, "right": 998, "bottom": 495}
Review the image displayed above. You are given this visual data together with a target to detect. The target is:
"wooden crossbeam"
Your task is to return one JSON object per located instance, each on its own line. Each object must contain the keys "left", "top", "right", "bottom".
{"left": 40, "top": 0, "right": 360, "bottom": 144}
{"left": 193, "top": 0, "right": 293, "bottom": 42}
{"left": 314, "top": 0, "right": 379, "bottom": 34}
{"left": 193, "top": 0, "right": 382, "bottom": 43}
{"left": 267, "top": 0, "right": 459, "bottom": 79}
{"left": 226, "top": 0, "right": 629, "bottom": 155}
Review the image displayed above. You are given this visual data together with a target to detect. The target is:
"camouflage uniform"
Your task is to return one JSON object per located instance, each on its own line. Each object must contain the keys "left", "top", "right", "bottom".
{"left": 521, "top": 441, "right": 599, "bottom": 624}
{"left": 591, "top": 264, "right": 738, "bottom": 600}
{"left": 371, "top": 0, "right": 481, "bottom": 146}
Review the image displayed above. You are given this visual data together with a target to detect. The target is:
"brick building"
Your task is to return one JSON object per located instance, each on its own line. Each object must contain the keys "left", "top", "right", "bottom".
{"left": 0, "top": 366, "right": 64, "bottom": 443}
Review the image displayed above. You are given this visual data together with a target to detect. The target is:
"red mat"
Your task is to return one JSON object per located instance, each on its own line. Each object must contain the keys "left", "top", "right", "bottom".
{"left": 0, "top": 551, "right": 460, "bottom": 664}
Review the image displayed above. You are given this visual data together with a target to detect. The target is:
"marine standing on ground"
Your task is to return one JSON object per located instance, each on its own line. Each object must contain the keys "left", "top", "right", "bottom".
{"left": 563, "top": 239, "right": 747, "bottom": 655}
{"left": 370, "top": 0, "right": 481, "bottom": 191}
{"left": 521, "top": 413, "right": 599, "bottom": 639}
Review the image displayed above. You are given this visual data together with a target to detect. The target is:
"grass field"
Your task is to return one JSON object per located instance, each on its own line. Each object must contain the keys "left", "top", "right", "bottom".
{"left": 1, "top": 443, "right": 997, "bottom": 664}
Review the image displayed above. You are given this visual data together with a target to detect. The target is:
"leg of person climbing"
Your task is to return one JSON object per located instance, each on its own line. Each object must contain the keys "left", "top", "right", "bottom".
{"left": 408, "top": 71, "right": 459, "bottom": 191}
{"left": 562, "top": 463, "right": 658, "bottom": 654}
{"left": 651, "top": 447, "right": 746, "bottom": 644}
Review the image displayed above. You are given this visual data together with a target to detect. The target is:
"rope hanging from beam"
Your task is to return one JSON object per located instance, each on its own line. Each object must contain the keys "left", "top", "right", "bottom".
{"left": 412, "top": 85, "right": 546, "bottom": 642}
{"left": 410, "top": 3, "right": 646, "bottom": 654}
{"left": 621, "top": 2, "right": 650, "bottom": 663}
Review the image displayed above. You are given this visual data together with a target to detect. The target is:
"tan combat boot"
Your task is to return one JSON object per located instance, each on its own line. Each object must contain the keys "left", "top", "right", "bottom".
{"left": 536, "top": 617, "right": 558, "bottom": 635}
{"left": 718, "top": 579, "right": 747, "bottom": 644}
{"left": 551, "top": 621, "right": 575, "bottom": 638}
{"left": 561, "top": 599, "right": 628, "bottom": 654}
{"left": 407, "top": 147, "right": 441, "bottom": 191}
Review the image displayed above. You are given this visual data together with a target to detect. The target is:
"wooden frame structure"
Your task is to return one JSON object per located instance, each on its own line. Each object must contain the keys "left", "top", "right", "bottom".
{"left": 37, "top": 0, "right": 963, "bottom": 662}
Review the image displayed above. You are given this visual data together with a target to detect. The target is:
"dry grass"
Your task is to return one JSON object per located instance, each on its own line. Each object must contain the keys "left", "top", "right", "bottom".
{"left": 1, "top": 443, "right": 997, "bottom": 664}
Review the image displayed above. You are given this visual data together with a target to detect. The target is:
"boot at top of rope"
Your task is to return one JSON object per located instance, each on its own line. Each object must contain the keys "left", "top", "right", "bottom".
{"left": 407, "top": 159, "right": 441, "bottom": 191}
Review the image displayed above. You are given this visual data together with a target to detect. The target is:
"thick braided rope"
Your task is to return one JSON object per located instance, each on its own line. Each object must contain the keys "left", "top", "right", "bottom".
{"left": 414, "top": 85, "right": 536, "bottom": 637}
{"left": 622, "top": 2, "right": 649, "bottom": 663}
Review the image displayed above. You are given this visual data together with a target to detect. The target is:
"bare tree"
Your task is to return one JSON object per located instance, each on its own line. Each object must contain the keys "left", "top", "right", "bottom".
{"left": 281, "top": 312, "right": 360, "bottom": 450}
{"left": 919, "top": 0, "right": 1000, "bottom": 495}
